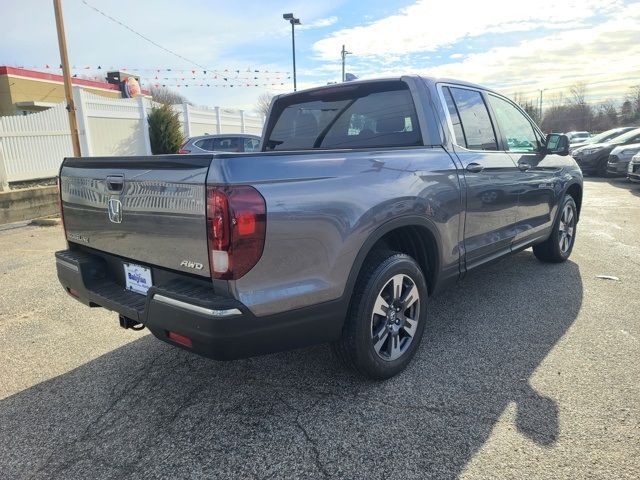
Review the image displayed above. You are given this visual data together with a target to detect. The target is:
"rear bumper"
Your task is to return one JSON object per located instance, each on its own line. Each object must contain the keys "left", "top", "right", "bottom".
{"left": 628, "top": 162, "right": 640, "bottom": 182}
{"left": 55, "top": 249, "right": 343, "bottom": 360}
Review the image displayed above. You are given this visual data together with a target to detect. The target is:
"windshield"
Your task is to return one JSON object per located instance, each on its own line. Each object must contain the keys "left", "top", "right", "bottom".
{"left": 586, "top": 128, "right": 628, "bottom": 144}
{"left": 571, "top": 134, "right": 589, "bottom": 141}
{"left": 264, "top": 82, "right": 421, "bottom": 151}
{"left": 610, "top": 128, "right": 640, "bottom": 145}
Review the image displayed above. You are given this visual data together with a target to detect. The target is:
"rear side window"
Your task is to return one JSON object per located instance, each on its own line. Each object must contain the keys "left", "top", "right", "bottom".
{"left": 446, "top": 87, "right": 498, "bottom": 150}
{"left": 194, "top": 138, "right": 214, "bottom": 151}
{"left": 212, "top": 137, "right": 242, "bottom": 152}
{"left": 195, "top": 137, "right": 243, "bottom": 152}
{"left": 442, "top": 88, "right": 466, "bottom": 146}
{"left": 265, "top": 84, "right": 421, "bottom": 151}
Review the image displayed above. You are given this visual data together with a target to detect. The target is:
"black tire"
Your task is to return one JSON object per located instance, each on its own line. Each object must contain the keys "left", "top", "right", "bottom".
{"left": 333, "top": 250, "right": 428, "bottom": 380}
{"left": 533, "top": 195, "right": 577, "bottom": 263}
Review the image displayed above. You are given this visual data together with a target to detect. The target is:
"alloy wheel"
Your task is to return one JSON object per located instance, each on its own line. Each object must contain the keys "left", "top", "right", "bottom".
{"left": 370, "top": 274, "right": 420, "bottom": 361}
{"left": 558, "top": 203, "right": 575, "bottom": 253}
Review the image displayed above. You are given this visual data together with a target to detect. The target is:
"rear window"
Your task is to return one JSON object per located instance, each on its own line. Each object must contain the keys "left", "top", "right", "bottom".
{"left": 195, "top": 137, "right": 243, "bottom": 152}
{"left": 264, "top": 82, "right": 421, "bottom": 151}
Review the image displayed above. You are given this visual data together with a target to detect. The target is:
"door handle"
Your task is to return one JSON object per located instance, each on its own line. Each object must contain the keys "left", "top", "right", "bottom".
{"left": 466, "top": 162, "right": 484, "bottom": 173}
{"left": 518, "top": 162, "right": 532, "bottom": 171}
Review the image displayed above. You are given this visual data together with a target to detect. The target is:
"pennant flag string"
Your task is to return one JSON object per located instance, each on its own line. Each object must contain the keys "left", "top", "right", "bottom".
{"left": 23, "top": 64, "right": 290, "bottom": 75}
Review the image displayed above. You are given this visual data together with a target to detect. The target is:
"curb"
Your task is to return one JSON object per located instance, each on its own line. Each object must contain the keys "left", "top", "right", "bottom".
{"left": 29, "top": 217, "right": 61, "bottom": 227}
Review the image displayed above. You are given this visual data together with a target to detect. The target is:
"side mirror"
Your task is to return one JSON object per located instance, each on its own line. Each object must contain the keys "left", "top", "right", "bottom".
{"left": 545, "top": 133, "right": 570, "bottom": 156}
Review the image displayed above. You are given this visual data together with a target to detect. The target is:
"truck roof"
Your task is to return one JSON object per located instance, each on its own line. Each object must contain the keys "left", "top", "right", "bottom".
{"left": 277, "top": 75, "right": 498, "bottom": 98}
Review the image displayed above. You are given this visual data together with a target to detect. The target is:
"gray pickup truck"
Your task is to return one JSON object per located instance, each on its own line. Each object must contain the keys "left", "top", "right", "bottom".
{"left": 55, "top": 76, "right": 582, "bottom": 379}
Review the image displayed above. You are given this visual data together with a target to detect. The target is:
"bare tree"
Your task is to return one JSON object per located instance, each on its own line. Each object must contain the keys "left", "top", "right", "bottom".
{"left": 629, "top": 85, "right": 640, "bottom": 120}
{"left": 150, "top": 86, "right": 191, "bottom": 105}
{"left": 566, "top": 83, "right": 592, "bottom": 130}
{"left": 513, "top": 92, "right": 540, "bottom": 123}
{"left": 256, "top": 92, "right": 274, "bottom": 117}
{"left": 599, "top": 100, "right": 618, "bottom": 124}
{"left": 569, "top": 82, "right": 587, "bottom": 106}
{"left": 620, "top": 99, "right": 634, "bottom": 124}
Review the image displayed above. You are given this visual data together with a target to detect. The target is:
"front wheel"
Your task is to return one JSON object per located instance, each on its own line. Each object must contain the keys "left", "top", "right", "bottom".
{"left": 533, "top": 195, "right": 577, "bottom": 263}
{"left": 333, "top": 250, "right": 428, "bottom": 380}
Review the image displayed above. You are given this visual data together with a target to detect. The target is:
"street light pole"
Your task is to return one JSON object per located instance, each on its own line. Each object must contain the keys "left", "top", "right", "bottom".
{"left": 291, "top": 21, "right": 296, "bottom": 91}
{"left": 53, "top": 0, "right": 81, "bottom": 157}
{"left": 282, "top": 13, "right": 301, "bottom": 91}
{"left": 341, "top": 44, "right": 352, "bottom": 82}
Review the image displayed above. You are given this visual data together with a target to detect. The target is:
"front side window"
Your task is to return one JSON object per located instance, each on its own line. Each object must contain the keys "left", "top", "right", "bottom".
{"left": 265, "top": 83, "right": 421, "bottom": 151}
{"left": 448, "top": 87, "right": 498, "bottom": 150}
{"left": 488, "top": 95, "right": 539, "bottom": 153}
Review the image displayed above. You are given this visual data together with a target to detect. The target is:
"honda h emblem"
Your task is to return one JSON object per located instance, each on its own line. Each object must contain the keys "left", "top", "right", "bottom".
{"left": 108, "top": 198, "right": 123, "bottom": 224}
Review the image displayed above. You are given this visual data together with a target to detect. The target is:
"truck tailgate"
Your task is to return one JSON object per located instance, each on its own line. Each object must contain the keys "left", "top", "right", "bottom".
{"left": 60, "top": 155, "right": 212, "bottom": 277}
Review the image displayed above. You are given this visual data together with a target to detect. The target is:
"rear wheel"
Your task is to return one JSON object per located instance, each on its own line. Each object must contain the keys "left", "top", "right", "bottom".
{"left": 333, "top": 250, "right": 428, "bottom": 380}
{"left": 533, "top": 195, "right": 577, "bottom": 263}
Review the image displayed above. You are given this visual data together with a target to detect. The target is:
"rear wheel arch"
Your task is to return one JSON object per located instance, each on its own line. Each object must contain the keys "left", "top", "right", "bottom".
{"left": 343, "top": 216, "right": 442, "bottom": 303}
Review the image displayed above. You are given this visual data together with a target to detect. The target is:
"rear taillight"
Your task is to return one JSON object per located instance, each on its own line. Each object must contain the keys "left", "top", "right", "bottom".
{"left": 178, "top": 140, "right": 190, "bottom": 154}
{"left": 206, "top": 186, "right": 266, "bottom": 279}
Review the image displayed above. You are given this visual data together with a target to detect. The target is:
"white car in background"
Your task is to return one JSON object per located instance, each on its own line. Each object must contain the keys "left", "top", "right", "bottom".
{"left": 628, "top": 153, "right": 640, "bottom": 183}
{"left": 566, "top": 131, "right": 591, "bottom": 144}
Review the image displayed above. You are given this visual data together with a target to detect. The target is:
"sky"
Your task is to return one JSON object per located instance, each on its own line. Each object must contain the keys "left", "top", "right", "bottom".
{"left": 1, "top": 0, "right": 640, "bottom": 113}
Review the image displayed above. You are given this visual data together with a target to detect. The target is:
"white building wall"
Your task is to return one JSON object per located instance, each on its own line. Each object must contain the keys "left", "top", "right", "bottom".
{"left": 0, "top": 88, "right": 264, "bottom": 190}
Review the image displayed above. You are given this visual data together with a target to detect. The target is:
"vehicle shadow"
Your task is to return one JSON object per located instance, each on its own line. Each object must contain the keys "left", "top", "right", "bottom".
{"left": 0, "top": 251, "right": 583, "bottom": 480}
{"left": 586, "top": 176, "right": 640, "bottom": 197}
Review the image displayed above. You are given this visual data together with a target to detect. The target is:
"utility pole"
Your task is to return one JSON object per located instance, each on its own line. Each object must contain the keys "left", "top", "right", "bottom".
{"left": 341, "top": 45, "right": 352, "bottom": 82}
{"left": 53, "top": 0, "right": 81, "bottom": 157}
{"left": 538, "top": 88, "right": 547, "bottom": 121}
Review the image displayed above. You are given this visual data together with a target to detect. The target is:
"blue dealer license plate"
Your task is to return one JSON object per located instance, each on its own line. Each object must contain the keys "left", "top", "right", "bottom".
{"left": 124, "top": 262, "right": 153, "bottom": 295}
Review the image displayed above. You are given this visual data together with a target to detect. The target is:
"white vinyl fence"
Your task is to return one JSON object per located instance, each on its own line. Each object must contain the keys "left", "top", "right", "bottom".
{"left": 0, "top": 86, "right": 264, "bottom": 190}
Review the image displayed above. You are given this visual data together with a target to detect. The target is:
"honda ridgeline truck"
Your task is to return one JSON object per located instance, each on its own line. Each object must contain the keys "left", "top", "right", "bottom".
{"left": 55, "top": 76, "right": 582, "bottom": 379}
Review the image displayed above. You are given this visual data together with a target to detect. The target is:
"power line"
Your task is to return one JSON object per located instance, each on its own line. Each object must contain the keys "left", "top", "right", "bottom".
{"left": 80, "top": 0, "right": 215, "bottom": 74}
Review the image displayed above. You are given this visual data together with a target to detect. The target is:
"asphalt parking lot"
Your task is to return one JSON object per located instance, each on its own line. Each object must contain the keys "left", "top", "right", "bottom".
{"left": 1, "top": 178, "right": 639, "bottom": 479}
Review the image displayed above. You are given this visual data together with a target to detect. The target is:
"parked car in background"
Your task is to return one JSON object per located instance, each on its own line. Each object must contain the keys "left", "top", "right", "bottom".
{"left": 566, "top": 131, "right": 591, "bottom": 143}
{"left": 628, "top": 153, "right": 640, "bottom": 183}
{"left": 607, "top": 143, "right": 640, "bottom": 176}
{"left": 572, "top": 128, "right": 640, "bottom": 176}
{"left": 179, "top": 134, "right": 261, "bottom": 154}
{"left": 569, "top": 126, "right": 637, "bottom": 153}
